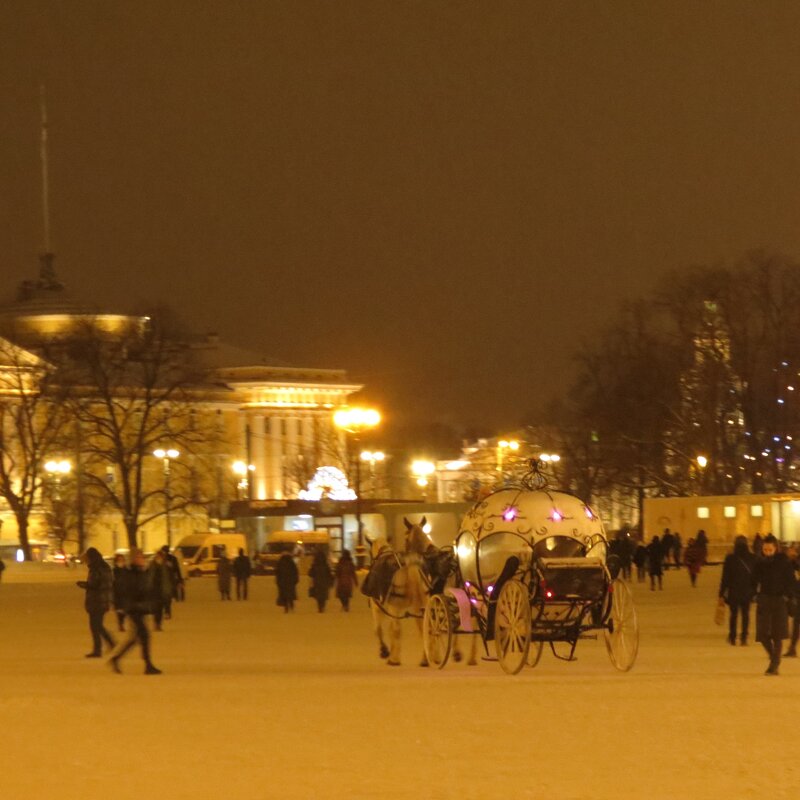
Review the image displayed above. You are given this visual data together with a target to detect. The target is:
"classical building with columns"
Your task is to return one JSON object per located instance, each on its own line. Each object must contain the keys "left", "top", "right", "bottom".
{"left": 0, "top": 259, "right": 363, "bottom": 557}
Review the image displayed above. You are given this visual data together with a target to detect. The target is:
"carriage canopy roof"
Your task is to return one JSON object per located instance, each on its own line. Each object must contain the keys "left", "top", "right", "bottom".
{"left": 456, "top": 487, "right": 607, "bottom": 591}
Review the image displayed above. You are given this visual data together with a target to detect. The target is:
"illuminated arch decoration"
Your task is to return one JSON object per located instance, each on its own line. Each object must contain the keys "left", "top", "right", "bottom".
{"left": 298, "top": 466, "right": 357, "bottom": 501}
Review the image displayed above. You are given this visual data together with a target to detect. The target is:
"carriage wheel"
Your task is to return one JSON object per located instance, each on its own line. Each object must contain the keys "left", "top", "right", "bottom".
{"left": 423, "top": 594, "right": 453, "bottom": 669}
{"left": 604, "top": 579, "right": 639, "bottom": 671}
{"left": 526, "top": 640, "right": 544, "bottom": 668}
{"left": 495, "top": 579, "right": 531, "bottom": 675}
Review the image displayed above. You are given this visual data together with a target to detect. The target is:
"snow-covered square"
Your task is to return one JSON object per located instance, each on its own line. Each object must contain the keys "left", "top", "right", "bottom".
{"left": 2, "top": 563, "right": 798, "bottom": 800}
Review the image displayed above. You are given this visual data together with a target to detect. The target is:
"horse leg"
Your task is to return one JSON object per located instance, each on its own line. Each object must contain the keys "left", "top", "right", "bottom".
{"left": 468, "top": 634, "right": 478, "bottom": 666}
{"left": 415, "top": 616, "right": 428, "bottom": 667}
{"left": 387, "top": 617, "right": 402, "bottom": 666}
{"left": 371, "top": 602, "right": 389, "bottom": 659}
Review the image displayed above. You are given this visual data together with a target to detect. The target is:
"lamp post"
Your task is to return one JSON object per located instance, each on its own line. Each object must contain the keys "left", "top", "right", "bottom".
{"left": 153, "top": 448, "right": 179, "bottom": 548}
{"left": 333, "top": 407, "right": 381, "bottom": 565}
{"left": 360, "top": 450, "right": 385, "bottom": 497}
{"left": 411, "top": 459, "right": 436, "bottom": 501}
{"left": 695, "top": 454, "right": 708, "bottom": 494}
{"left": 232, "top": 460, "right": 255, "bottom": 501}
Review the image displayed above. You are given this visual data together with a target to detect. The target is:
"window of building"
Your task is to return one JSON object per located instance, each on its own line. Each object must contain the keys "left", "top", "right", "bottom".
{"left": 697, "top": 507, "right": 710, "bottom": 519}
{"left": 750, "top": 505, "right": 764, "bottom": 518}
{"left": 723, "top": 506, "right": 736, "bottom": 519}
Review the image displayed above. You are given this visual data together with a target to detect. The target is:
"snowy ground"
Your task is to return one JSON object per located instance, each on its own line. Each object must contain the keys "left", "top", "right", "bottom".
{"left": 1, "top": 563, "right": 798, "bottom": 800}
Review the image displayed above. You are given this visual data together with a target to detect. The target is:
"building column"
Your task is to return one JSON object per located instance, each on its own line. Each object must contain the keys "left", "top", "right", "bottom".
{"left": 269, "top": 416, "right": 284, "bottom": 499}
{"left": 252, "top": 414, "right": 267, "bottom": 500}
{"left": 285, "top": 417, "right": 300, "bottom": 497}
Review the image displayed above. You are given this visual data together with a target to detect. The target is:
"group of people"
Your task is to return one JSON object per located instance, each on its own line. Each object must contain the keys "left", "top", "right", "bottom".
{"left": 719, "top": 533, "right": 798, "bottom": 676}
{"left": 76, "top": 544, "right": 185, "bottom": 675}
{"left": 215, "top": 548, "right": 253, "bottom": 601}
{"left": 624, "top": 528, "right": 708, "bottom": 590}
{"left": 275, "top": 548, "right": 359, "bottom": 613}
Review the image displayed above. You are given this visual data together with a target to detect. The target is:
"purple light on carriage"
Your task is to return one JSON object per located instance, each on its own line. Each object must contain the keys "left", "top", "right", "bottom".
{"left": 487, "top": 584, "right": 494, "bottom": 595}
{"left": 502, "top": 505, "right": 518, "bottom": 522}
{"left": 585, "top": 507, "right": 594, "bottom": 520}
{"left": 551, "top": 510, "right": 563, "bottom": 522}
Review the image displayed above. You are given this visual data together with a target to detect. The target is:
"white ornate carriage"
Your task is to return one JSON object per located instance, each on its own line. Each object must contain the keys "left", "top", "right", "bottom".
{"left": 422, "top": 464, "right": 639, "bottom": 673}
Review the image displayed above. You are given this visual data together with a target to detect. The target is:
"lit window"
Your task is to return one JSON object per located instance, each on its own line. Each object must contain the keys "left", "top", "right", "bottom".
{"left": 750, "top": 505, "right": 763, "bottom": 518}
{"left": 697, "top": 507, "right": 710, "bottom": 519}
{"left": 723, "top": 506, "right": 736, "bottom": 519}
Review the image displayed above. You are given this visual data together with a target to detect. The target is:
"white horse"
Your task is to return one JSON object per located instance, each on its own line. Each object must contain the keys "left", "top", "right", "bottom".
{"left": 367, "top": 517, "right": 434, "bottom": 667}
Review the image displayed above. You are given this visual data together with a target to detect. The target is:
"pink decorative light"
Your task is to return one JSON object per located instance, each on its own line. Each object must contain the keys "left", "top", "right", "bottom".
{"left": 487, "top": 585, "right": 494, "bottom": 595}
{"left": 585, "top": 507, "right": 594, "bottom": 520}
{"left": 502, "top": 505, "right": 518, "bottom": 522}
{"left": 551, "top": 510, "right": 563, "bottom": 522}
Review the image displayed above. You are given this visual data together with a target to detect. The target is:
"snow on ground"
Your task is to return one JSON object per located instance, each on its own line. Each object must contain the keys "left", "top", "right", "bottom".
{"left": 1, "top": 563, "right": 799, "bottom": 800}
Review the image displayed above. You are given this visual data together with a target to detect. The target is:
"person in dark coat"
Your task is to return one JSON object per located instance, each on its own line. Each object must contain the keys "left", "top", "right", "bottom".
{"left": 233, "top": 548, "right": 252, "bottom": 600}
{"left": 275, "top": 552, "right": 298, "bottom": 613}
{"left": 334, "top": 549, "right": 359, "bottom": 611}
{"left": 76, "top": 547, "right": 115, "bottom": 658}
{"left": 308, "top": 549, "right": 334, "bottom": 612}
{"left": 111, "top": 553, "right": 128, "bottom": 631}
{"left": 108, "top": 549, "right": 161, "bottom": 675}
{"left": 161, "top": 545, "right": 185, "bottom": 604}
{"left": 217, "top": 552, "right": 233, "bottom": 600}
{"left": 753, "top": 533, "right": 763, "bottom": 558}
{"left": 753, "top": 534, "right": 795, "bottom": 676}
{"left": 784, "top": 545, "right": 800, "bottom": 658}
{"left": 695, "top": 529, "right": 709, "bottom": 564}
{"left": 718, "top": 535, "right": 755, "bottom": 645}
{"left": 0, "top": 555, "right": 6, "bottom": 581}
{"left": 683, "top": 538, "right": 704, "bottom": 588}
{"left": 647, "top": 536, "right": 663, "bottom": 591}
{"left": 633, "top": 542, "right": 648, "bottom": 583}
{"left": 661, "top": 529, "right": 674, "bottom": 570}
{"left": 148, "top": 550, "right": 174, "bottom": 629}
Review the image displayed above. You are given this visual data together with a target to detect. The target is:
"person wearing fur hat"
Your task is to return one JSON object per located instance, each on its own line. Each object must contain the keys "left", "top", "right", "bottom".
{"left": 76, "top": 547, "right": 115, "bottom": 658}
{"left": 753, "top": 534, "right": 795, "bottom": 676}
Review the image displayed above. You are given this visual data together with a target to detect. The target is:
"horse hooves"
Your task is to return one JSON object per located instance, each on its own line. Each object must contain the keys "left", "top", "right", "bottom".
{"left": 379, "top": 646, "right": 390, "bottom": 659}
{"left": 419, "top": 660, "right": 429, "bottom": 668}
{"left": 453, "top": 651, "right": 463, "bottom": 663}
{"left": 387, "top": 661, "right": 401, "bottom": 667}
{"left": 468, "top": 660, "right": 478, "bottom": 667}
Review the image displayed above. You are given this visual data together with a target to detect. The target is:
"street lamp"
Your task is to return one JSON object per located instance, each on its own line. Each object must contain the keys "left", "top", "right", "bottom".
{"left": 153, "top": 448, "right": 179, "bottom": 548}
{"left": 496, "top": 439, "right": 520, "bottom": 475}
{"left": 232, "top": 460, "right": 255, "bottom": 500}
{"left": 539, "top": 453, "right": 561, "bottom": 463}
{"left": 411, "top": 459, "right": 436, "bottom": 500}
{"left": 360, "top": 450, "right": 385, "bottom": 497}
{"left": 333, "top": 407, "right": 381, "bottom": 565}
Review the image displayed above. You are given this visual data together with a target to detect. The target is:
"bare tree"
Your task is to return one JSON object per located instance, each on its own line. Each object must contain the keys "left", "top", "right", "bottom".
{"left": 64, "top": 316, "right": 213, "bottom": 549}
{"left": 0, "top": 337, "right": 71, "bottom": 559}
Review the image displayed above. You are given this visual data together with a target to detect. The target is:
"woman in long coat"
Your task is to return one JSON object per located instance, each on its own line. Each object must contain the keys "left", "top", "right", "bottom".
{"left": 275, "top": 552, "right": 298, "bottom": 613}
{"left": 647, "top": 536, "right": 663, "bottom": 591}
{"left": 754, "top": 534, "right": 795, "bottom": 675}
{"left": 334, "top": 549, "right": 358, "bottom": 612}
{"left": 308, "top": 549, "right": 334, "bottom": 613}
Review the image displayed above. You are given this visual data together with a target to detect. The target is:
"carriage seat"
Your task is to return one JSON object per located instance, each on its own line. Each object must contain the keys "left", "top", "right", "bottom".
{"left": 537, "top": 557, "right": 606, "bottom": 601}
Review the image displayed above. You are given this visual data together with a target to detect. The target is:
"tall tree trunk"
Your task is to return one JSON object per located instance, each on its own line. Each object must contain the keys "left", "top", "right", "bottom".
{"left": 17, "top": 514, "right": 32, "bottom": 561}
{"left": 125, "top": 515, "right": 138, "bottom": 550}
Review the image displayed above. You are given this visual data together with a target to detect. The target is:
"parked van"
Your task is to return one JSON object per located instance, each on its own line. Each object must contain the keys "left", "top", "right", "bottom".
{"left": 255, "top": 530, "right": 330, "bottom": 575}
{"left": 174, "top": 532, "right": 247, "bottom": 577}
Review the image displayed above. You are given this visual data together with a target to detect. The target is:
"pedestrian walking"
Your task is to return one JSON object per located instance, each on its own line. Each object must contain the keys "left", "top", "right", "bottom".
{"left": 334, "top": 549, "right": 358, "bottom": 611}
{"left": 148, "top": 550, "right": 174, "bottom": 628}
{"left": 161, "top": 545, "right": 185, "bottom": 605}
{"left": 275, "top": 552, "right": 298, "bottom": 612}
{"left": 647, "top": 536, "right": 663, "bottom": 591}
{"left": 108, "top": 549, "right": 162, "bottom": 675}
{"left": 684, "top": 538, "right": 704, "bottom": 588}
{"left": 76, "top": 547, "right": 115, "bottom": 658}
{"left": 672, "top": 532, "right": 682, "bottom": 568}
{"left": 233, "top": 548, "right": 252, "bottom": 600}
{"left": 718, "top": 535, "right": 755, "bottom": 645}
{"left": 0, "top": 555, "right": 5, "bottom": 582}
{"left": 217, "top": 552, "right": 233, "bottom": 600}
{"left": 784, "top": 546, "right": 800, "bottom": 658}
{"left": 753, "top": 534, "right": 795, "bottom": 676}
{"left": 695, "top": 529, "right": 709, "bottom": 564}
{"left": 633, "top": 542, "right": 647, "bottom": 583}
{"left": 753, "top": 533, "right": 763, "bottom": 558}
{"left": 661, "top": 529, "right": 675, "bottom": 569}
{"left": 308, "top": 549, "right": 334, "bottom": 613}
{"left": 111, "top": 553, "right": 128, "bottom": 632}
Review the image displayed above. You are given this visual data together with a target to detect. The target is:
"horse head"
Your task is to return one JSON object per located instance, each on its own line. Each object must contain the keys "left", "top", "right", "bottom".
{"left": 403, "top": 516, "right": 433, "bottom": 556}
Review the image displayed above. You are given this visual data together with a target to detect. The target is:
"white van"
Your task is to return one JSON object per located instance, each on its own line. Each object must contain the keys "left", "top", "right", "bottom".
{"left": 174, "top": 532, "right": 247, "bottom": 577}
{"left": 255, "top": 530, "right": 330, "bottom": 575}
